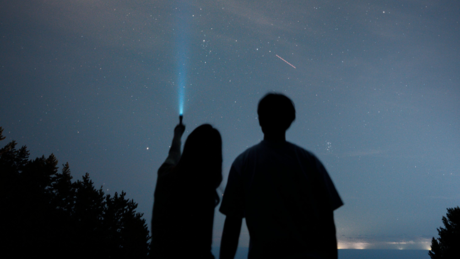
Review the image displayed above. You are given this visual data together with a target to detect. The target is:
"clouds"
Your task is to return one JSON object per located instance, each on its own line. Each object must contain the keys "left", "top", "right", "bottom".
{"left": 338, "top": 148, "right": 386, "bottom": 158}
{"left": 2, "top": 0, "right": 174, "bottom": 52}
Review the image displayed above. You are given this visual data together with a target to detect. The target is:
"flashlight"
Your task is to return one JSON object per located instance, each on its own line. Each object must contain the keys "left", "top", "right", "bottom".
{"left": 179, "top": 115, "right": 183, "bottom": 125}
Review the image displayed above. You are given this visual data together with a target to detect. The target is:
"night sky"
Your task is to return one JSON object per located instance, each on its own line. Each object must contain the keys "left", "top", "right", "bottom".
{"left": 1, "top": 0, "right": 459, "bottom": 251}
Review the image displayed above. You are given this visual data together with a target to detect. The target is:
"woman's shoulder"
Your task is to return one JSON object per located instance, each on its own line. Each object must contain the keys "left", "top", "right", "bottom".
{"left": 158, "top": 162, "right": 177, "bottom": 177}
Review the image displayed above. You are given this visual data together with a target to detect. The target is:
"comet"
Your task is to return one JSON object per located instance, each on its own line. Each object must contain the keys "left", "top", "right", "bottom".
{"left": 276, "top": 54, "right": 296, "bottom": 69}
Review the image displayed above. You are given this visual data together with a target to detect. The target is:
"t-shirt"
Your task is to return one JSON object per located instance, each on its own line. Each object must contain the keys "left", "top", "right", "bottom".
{"left": 220, "top": 140, "right": 343, "bottom": 259}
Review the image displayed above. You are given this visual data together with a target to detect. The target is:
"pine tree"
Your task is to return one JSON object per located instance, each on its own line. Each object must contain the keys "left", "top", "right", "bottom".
{"left": 429, "top": 207, "right": 460, "bottom": 259}
{"left": 0, "top": 127, "right": 150, "bottom": 258}
{"left": 0, "top": 127, "right": 5, "bottom": 141}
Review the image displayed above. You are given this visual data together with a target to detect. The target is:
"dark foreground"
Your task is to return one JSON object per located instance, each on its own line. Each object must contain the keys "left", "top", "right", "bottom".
{"left": 211, "top": 247, "right": 429, "bottom": 259}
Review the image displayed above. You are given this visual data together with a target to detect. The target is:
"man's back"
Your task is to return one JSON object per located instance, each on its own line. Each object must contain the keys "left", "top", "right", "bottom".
{"left": 219, "top": 93, "right": 343, "bottom": 259}
{"left": 220, "top": 140, "right": 342, "bottom": 259}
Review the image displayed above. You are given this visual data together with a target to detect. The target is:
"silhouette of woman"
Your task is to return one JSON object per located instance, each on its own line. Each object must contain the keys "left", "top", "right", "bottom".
{"left": 151, "top": 122, "right": 222, "bottom": 259}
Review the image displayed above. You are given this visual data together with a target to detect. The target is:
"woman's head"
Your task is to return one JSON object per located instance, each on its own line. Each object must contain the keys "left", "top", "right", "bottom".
{"left": 177, "top": 124, "right": 223, "bottom": 203}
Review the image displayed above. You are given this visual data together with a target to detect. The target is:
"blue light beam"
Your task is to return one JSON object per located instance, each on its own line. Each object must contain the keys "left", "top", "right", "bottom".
{"left": 176, "top": 4, "right": 190, "bottom": 116}
{"left": 178, "top": 57, "right": 186, "bottom": 115}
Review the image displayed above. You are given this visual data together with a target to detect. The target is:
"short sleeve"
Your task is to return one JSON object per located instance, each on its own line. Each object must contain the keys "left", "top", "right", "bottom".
{"left": 314, "top": 157, "right": 344, "bottom": 211}
{"left": 219, "top": 159, "right": 246, "bottom": 218}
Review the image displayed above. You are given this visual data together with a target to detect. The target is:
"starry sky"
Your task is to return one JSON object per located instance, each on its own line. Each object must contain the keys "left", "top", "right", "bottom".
{"left": 1, "top": 0, "right": 459, "bottom": 251}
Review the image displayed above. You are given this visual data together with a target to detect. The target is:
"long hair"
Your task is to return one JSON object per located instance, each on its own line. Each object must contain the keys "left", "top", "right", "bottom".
{"left": 175, "top": 124, "right": 223, "bottom": 206}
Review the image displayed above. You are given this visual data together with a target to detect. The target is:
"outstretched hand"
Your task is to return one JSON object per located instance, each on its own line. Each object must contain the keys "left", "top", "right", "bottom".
{"left": 174, "top": 123, "right": 185, "bottom": 137}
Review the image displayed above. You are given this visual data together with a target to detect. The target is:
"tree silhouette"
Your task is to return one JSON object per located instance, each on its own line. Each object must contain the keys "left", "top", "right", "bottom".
{"left": 429, "top": 206, "right": 460, "bottom": 259}
{"left": 0, "top": 127, "right": 150, "bottom": 258}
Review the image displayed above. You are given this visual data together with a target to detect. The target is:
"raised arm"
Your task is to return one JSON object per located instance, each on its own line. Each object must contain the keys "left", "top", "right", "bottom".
{"left": 158, "top": 123, "right": 185, "bottom": 175}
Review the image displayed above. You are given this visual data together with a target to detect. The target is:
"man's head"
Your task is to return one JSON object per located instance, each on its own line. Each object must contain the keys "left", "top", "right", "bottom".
{"left": 257, "top": 93, "right": 296, "bottom": 135}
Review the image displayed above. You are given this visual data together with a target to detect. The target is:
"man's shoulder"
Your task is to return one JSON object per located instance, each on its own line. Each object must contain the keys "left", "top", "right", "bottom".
{"left": 286, "top": 141, "right": 317, "bottom": 159}
{"left": 234, "top": 142, "right": 263, "bottom": 162}
{"left": 234, "top": 141, "right": 320, "bottom": 164}
{"left": 235, "top": 141, "right": 317, "bottom": 156}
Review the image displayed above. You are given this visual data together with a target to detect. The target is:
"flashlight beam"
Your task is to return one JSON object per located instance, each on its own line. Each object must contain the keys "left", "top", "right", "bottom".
{"left": 276, "top": 54, "right": 296, "bottom": 69}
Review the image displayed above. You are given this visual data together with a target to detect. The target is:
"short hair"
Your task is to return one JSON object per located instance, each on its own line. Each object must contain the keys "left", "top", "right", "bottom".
{"left": 257, "top": 93, "right": 296, "bottom": 132}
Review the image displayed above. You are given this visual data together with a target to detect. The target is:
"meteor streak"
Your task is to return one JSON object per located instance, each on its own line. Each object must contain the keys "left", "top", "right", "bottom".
{"left": 276, "top": 54, "right": 296, "bottom": 69}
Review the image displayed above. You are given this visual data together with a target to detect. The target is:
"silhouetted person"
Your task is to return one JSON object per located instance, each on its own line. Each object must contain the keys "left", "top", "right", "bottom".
{"left": 220, "top": 93, "right": 343, "bottom": 259}
{"left": 151, "top": 122, "right": 222, "bottom": 259}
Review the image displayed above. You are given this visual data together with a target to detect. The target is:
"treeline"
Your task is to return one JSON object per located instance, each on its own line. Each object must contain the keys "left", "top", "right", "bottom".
{"left": 0, "top": 127, "right": 150, "bottom": 258}
{"left": 430, "top": 206, "right": 460, "bottom": 258}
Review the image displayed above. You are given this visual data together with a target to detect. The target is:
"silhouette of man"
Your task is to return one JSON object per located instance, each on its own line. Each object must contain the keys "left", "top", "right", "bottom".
{"left": 219, "top": 93, "right": 343, "bottom": 259}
